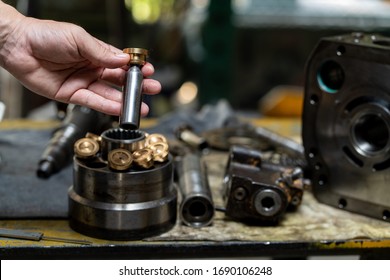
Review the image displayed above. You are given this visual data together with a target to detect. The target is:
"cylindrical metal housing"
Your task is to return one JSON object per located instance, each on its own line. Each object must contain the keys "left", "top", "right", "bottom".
{"left": 176, "top": 153, "right": 214, "bottom": 227}
{"left": 100, "top": 128, "right": 145, "bottom": 159}
{"left": 68, "top": 155, "right": 176, "bottom": 240}
{"left": 120, "top": 66, "right": 144, "bottom": 130}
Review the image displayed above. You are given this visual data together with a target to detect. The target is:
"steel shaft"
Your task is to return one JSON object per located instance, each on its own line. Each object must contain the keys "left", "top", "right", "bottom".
{"left": 176, "top": 153, "right": 214, "bottom": 227}
{"left": 120, "top": 66, "right": 143, "bottom": 130}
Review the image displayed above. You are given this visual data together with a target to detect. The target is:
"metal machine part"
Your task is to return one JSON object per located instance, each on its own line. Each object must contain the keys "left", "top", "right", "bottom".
{"left": 223, "top": 146, "right": 304, "bottom": 224}
{"left": 74, "top": 138, "right": 99, "bottom": 159}
{"left": 101, "top": 128, "right": 145, "bottom": 159}
{"left": 204, "top": 124, "right": 305, "bottom": 158}
{"left": 176, "top": 153, "right": 215, "bottom": 227}
{"left": 119, "top": 48, "right": 148, "bottom": 130}
{"left": 69, "top": 127, "right": 177, "bottom": 240}
{"left": 175, "top": 124, "right": 209, "bottom": 151}
{"left": 203, "top": 125, "right": 306, "bottom": 168}
{"left": 36, "top": 105, "right": 111, "bottom": 179}
{"left": 302, "top": 32, "right": 390, "bottom": 222}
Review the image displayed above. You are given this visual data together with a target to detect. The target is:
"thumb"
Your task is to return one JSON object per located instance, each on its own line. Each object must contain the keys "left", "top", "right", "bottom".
{"left": 76, "top": 28, "right": 129, "bottom": 68}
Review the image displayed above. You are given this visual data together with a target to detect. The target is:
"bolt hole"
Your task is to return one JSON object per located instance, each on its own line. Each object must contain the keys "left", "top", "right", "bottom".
{"left": 318, "top": 174, "right": 328, "bottom": 186}
{"left": 383, "top": 210, "right": 390, "bottom": 220}
{"left": 233, "top": 187, "right": 246, "bottom": 201}
{"left": 309, "top": 148, "right": 318, "bottom": 158}
{"left": 338, "top": 198, "right": 347, "bottom": 209}
{"left": 310, "top": 94, "right": 319, "bottom": 105}
{"left": 336, "top": 45, "right": 346, "bottom": 56}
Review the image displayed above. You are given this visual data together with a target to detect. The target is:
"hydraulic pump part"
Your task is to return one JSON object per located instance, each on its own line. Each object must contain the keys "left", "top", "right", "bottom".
{"left": 302, "top": 32, "right": 390, "bottom": 222}
{"left": 69, "top": 128, "right": 176, "bottom": 240}
{"left": 119, "top": 48, "right": 148, "bottom": 130}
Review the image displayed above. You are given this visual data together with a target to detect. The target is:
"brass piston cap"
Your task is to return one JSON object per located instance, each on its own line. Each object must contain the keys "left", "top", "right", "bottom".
{"left": 146, "top": 133, "right": 168, "bottom": 146}
{"left": 74, "top": 138, "right": 99, "bottom": 159}
{"left": 123, "top": 48, "right": 148, "bottom": 66}
{"left": 149, "top": 142, "right": 169, "bottom": 162}
{"left": 133, "top": 148, "right": 154, "bottom": 169}
{"left": 108, "top": 148, "right": 133, "bottom": 171}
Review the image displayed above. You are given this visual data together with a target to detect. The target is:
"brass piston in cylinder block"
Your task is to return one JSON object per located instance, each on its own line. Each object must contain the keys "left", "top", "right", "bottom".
{"left": 68, "top": 128, "right": 177, "bottom": 240}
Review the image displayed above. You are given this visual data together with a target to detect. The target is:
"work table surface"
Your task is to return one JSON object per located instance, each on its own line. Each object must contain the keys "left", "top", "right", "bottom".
{"left": 1, "top": 118, "right": 389, "bottom": 259}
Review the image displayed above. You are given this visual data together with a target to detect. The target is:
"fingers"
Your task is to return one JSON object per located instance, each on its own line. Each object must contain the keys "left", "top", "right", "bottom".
{"left": 141, "top": 102, "right": 149, "bottom": 116}
{"left": 74, "top": 27, "right": 130, "bottom": 68}
{"left": 101, "top": 67, "right": 161, "bottom": 95}
{"left": 143, "top": 79, "right": 161, "bottom": 95}
{"left": 66, "top": 80, "right": 153, "bottom": 116}
{"left": 142, "top": 63, "right": 155, "bottom": 77}
{"left": 69, "top": 88, "right": 122, "bottom": 116}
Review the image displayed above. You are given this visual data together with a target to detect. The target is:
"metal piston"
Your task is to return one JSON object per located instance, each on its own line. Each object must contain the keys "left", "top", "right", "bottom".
{"left": 68, "top": 128, "right": 177, "bottom": 240}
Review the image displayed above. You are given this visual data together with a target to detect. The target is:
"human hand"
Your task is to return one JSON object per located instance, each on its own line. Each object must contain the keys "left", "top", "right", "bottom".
{"left": 0, "top": 9, "right": 161, "bottom": 116}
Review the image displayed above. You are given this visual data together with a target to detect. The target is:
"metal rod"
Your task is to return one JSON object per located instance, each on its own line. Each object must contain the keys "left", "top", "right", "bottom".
{"left": 119, "top": 48, "right": 148, "bottom": 130}
{"left": 119, "top": 65, "right": 143, "bottom": 130}
{"left": 0, "top": 228, "right": 91, "bottom": 245}
{"left": 176, "top": 153, "right": 215, "bottom": 227}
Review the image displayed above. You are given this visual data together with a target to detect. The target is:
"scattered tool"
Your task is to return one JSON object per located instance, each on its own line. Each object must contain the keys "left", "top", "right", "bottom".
{"left": 0, "top": 228, "right": 92, "bottom": 245}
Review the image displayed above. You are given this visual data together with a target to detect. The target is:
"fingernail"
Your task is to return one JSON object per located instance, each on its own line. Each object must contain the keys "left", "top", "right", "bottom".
{"left": 115, "top": 53, "right": 129, "bottom": 58}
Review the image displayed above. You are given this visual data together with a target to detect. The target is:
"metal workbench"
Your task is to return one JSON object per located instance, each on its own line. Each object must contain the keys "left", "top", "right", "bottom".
{"left": 1, "top": 119, "right": 390, "bottom": 259}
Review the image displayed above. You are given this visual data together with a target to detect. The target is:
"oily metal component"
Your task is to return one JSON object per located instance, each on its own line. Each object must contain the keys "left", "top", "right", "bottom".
{"left": 85, "top": 132, "right": 102, "bottom": 144}
{"left": 223, "top": 146, "right": 304, "bottom": 224}
{"left": 132, "top": 148, "right": 154, "bottom": 169}
{"left": 145, "top": 133, "right": 168, "bottom": 146}
{"left": 36, "top": 105, "right": 111, "bottom": 179}
{"left": 100, "top": 128, "right": 145, "bottom": 160}
{"left": 119, "top": 48, "right": 148, "bottom": 130}
{"left": 175, "top": 124, "right": 209, "bottom": 150}
{"left": 176, "top": 153, "right": 215, "bottom": 227}
{"left": 302, "top": 32, "right": 390, "bottom": 222}
{"left": 69, "top": 150, "right": 176, "bottom": 240}
{"left": 149, "top": 142, "right": 169, "bottom": 162}
{"left": 108, "top": 148, "right": 133, "bottom": 171}
{"left": 203, "top": 124, "right": 305, "bottom": 160}
{"left": 74, "top": 138, "right": 99, "bottom": 159}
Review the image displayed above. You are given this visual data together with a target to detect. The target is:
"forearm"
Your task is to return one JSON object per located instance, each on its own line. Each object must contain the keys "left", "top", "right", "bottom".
{"left": 0, "top": 1, "right": 25, "bottom": 67}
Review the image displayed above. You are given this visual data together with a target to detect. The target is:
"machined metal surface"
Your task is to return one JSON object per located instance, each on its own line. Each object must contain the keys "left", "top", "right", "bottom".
{"left": 303, "top": 33, "right": 390, "bottom": 222}
{"left": 176, "top": 153, "right": 214, "bottom": 227}
{"left": 100, "top": 128, "right": 145, "bottom": 159}
{"left": 119, "top": 48, "right": 148, "bottom": 130}
{"left": 176, "top": 124, "right": 209, "bottom": 151}
{"left": 36, "top": 105, "right": 111, "bottom": 178}
{"left": 108, "top": 148, "right": 133, "bottom": 171}
{"left": 69, "top": 127, "right": 176, "bottom": 240}
{"left": 223, "top": 146, "right": 304, "bottom": 224}
{"left": 74, "top": 138, "right": 99, "bottom": 159}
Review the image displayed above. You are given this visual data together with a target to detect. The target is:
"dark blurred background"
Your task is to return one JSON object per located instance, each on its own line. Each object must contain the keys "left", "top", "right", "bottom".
{"left": 2, "top": 0, "right": 390, "bottom": 119}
